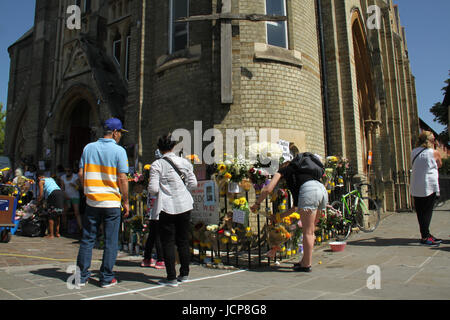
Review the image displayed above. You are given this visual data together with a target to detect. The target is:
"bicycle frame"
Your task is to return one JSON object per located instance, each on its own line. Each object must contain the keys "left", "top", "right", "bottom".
{"left": 340, "top": 189, "right": 369, "bottom": 222}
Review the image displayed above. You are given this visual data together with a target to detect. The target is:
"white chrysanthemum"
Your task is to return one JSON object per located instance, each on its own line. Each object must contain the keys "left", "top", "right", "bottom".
{"left": 249, "top": 141, "right": 283, "bottom": 163}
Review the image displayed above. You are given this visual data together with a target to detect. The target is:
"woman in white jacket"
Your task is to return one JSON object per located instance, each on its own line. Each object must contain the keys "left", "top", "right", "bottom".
{"left": 148, "top": 133, "right": 198, "bottom": 287}
{"left": 410, "top": 131, "right": 442, "bottom": 246}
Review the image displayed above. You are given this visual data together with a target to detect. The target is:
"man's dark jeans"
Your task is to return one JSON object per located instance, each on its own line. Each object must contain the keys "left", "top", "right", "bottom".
{"left": 159, "top": 211, "right": 191, "bottom": 281}
{"left": 77, "top": 205, "right": 121, "bottom": 285}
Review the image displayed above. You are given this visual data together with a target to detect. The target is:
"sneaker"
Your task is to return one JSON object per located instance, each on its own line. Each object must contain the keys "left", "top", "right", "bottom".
{"left": 158, "top": 279, "right": 178, "bottom": 287}
{"left": 101, "top": 278, "right": 118, "bottom": 288}
{"left": 154, "top": 261, "right": 165, "bottom": 269}
{"left": 420, "top": 237, "right": 440, "bottom": 246}
{"left": 140, "top": 259, "right": 152, "bottom": 268}
{"left": 78, "top": 279, "right": 89, "bottom": 287}
{"left": 430, "top": 235, "right": 442, "bottom": 244}
{"left": 177, "top": 276, "right": 189, "bottom": 283}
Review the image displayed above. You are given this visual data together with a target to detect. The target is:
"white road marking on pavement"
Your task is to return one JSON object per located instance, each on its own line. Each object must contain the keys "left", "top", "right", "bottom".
{"left": 418, "top": 250, "right": 438, "bottom": 268}
{"left": 404, "top": 268, "right": 424, "bottom": 284}
{"left": 81, "top": 269, "right": 247, "bottom": 300}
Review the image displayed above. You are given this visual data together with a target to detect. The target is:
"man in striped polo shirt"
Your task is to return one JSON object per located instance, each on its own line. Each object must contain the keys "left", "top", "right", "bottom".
{"left": 76, "top": 118, "right": 130, "bottom": 288}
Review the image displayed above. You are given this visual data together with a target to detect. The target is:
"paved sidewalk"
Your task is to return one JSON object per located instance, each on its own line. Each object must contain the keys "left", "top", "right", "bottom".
{"left": 0, "top": 202, "right": 449, "bottom": 300}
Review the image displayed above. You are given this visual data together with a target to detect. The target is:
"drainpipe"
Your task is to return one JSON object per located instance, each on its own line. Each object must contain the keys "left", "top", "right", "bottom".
{"left": 316, "top": 0, "right": 331, "bottom": 156}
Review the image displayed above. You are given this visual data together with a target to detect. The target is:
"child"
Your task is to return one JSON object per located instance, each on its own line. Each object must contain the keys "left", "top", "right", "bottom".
{"left": 141, "top": 195, "right": 165, "bottom": 269}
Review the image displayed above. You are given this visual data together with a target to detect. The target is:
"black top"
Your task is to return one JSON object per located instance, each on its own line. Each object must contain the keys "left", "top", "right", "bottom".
{"left": 278, "top": 165, "right": 315, "bottom": 206}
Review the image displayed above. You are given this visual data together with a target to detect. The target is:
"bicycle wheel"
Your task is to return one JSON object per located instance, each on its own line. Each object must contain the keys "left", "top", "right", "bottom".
{"left": 329, "top": 201, "right": 352, "bottom": 241}
{"left": 354, "top": 197, "right": 380, "bottom": 232}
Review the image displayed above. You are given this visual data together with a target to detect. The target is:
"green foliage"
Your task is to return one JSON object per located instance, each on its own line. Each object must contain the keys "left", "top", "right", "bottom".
{"left": 429, "top": 73, "right": 449, "bottom": 145}
{"left": 440, "top": 157, "right": 450, "bottom": 176}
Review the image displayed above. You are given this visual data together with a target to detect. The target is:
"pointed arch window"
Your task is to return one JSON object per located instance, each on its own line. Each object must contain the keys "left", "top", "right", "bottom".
{"left": 125, "top": 33, "right": 131, "bottom": 81}
{"left": 113, "top": 33, "right": 121, "bottom": 66}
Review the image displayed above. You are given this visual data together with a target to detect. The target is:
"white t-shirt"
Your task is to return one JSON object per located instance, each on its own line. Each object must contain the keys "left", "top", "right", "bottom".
{"left": 61, "top": 174, "right": 80, "bottom": 199}
{"left": 410, "top": 147, "right": 440, "bottom": 197}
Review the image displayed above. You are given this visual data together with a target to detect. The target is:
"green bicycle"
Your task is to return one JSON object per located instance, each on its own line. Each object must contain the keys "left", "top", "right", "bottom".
{"left": 327, "top": 183, "right": 381, "bottom": 241}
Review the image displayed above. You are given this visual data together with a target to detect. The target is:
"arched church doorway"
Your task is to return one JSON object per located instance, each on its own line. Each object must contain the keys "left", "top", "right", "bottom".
{"left": 68, "top": 99, "right": 92, "bottom": 168}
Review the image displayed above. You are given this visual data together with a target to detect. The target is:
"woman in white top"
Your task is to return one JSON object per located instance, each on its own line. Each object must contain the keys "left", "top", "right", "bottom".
{"left": 410, "top": 131, "right": 442, "bottom": 246}
{"left": 61, "top": 167, "right": 82, "bottom": 233}
{"left": 148, "top": 133, "right": 198, "bottom": 287}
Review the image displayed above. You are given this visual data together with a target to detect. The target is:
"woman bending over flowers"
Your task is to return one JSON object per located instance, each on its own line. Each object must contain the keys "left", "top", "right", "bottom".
{"left": 251, "top": 155, "right": 328, "bottom": 272}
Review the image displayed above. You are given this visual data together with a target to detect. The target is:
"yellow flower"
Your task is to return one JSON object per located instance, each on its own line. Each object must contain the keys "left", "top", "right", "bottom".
{"left": 239, "top": 197, "right": 247, "bottom": 205}
{"left": 224, "top": 172, "right": 232, "bottom": 180}
{"left": 290, "top": 213, "right": 301, "bottom": 220}
{"left": 231, "top": 235, "right": 238, "bottom": 242}
{"left": 218, "top": 163, "right": 226, "bottom": 172}
{"left": 287, "top": 250, "right": 292, "bottom": 256}
{"left": 233, "top": 199, "right": 240, "bottom": 206}
{"left": 144, "top": 164, "right": 151, "bottom": 170}
{"left": 279, "top": 205, "right": 286, "bottom": 211}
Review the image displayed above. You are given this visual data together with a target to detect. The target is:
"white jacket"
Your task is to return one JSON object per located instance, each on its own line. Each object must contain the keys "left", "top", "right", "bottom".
{"left": 410, "top": 147, "right": 440, "bottom": 197}
{"left": 148, "top": 152, "right": 198, "bottom": 219}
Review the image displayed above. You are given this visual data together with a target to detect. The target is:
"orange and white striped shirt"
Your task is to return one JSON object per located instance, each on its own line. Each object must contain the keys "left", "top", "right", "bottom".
{"left": 79, "top": 138, "right": 129, "bottom": 208}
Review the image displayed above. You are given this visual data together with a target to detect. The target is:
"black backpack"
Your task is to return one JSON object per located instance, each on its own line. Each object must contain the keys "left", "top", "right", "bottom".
{"left": 289, "top": 152, "right": 325, "bottom": 181}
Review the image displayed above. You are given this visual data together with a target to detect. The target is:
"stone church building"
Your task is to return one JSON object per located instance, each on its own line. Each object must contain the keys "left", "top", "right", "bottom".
{"left": 5, "top": 0, "right": 419, "bottom": 212}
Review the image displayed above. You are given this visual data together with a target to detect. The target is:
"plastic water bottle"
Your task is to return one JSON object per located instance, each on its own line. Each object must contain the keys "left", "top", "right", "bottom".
{"left": 298, "top": 234, "right": 304, "bottom": 255}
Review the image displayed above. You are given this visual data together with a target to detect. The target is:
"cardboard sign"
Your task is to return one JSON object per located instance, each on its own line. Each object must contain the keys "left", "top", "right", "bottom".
{"left": 232, "top": 209, "right": 247, "bottom": 225}
{"left": 278, "top": 139, "right": 292, "bottom": 161}
{"left": 191, "top": 180, "right": 219, "bottom": 225}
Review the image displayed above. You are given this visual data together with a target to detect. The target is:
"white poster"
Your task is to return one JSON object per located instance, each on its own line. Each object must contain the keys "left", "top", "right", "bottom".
{"left": 278, "top": 139, "right": 292, "bottom": 161}
{"left": 232, "top": 209, "right": 247, "bottom": 225}
{"left": 191, "top": 180, "right": 220, "bottom": 225}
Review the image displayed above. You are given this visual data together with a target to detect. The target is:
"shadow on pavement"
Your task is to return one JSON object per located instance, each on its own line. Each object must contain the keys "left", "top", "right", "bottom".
{"left": 347, "top": 237, "right": 450, "bottom": 249}
{"left": 347, "top": 237, "right": 423, "bottom": 247}
{"left": 29, "top": 266, "right": 165, "bottom": 287}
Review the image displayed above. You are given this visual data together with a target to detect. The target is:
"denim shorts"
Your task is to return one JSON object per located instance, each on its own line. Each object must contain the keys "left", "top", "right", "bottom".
{"left": 297, "top": 180, "right": 328, "bottom": 212}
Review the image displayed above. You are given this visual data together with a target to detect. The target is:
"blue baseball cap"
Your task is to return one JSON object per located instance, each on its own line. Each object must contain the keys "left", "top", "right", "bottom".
{"left": 104, "top": 118, "right": 128, "bottom": 133}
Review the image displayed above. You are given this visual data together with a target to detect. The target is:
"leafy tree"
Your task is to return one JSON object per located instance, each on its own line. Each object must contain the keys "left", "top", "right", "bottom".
{"left": 429, "top": 72, "right": 449, "bottom": 145}
{"left": 0, "top": 103, "right": 5, "bottom": 155}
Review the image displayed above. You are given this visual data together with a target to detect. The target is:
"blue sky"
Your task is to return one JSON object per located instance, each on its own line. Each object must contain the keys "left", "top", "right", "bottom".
{"left": 0, "top": 0, "right": 448, "bottom": 134}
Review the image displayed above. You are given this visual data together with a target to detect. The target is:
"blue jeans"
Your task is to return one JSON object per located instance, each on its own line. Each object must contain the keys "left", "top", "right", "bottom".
{"left": 76, "top": 205, "right": 121, "bottom": 285}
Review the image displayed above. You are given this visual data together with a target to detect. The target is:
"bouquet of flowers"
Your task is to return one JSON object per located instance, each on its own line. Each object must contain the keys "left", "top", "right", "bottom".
{"left": 248, "top": 167, "right": 270, "bottom": 194}
{"left": 248, "top": 142, "right": 283, "bottom": 167}
{"left": 281, "top": 212, "right": 302, "bottom": 231}
{"left": 265, "top": 224, "right": 291, "bottom": 258}
{"left": 15, "top": 201, "right": 38, "bottom": 221}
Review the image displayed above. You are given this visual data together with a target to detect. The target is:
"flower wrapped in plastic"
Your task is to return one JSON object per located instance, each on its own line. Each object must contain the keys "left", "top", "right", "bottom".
{"left": 265, "top": 224, "right": 291, "bottom": 258}
{"left": 248, "top": 167, "right": 270, "bottom": 194}
{"left": 282, "top": 212, "right": 302, "bottom": 231}
{"left": 15, "top": 201, "right": 38, "bottom": 221}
